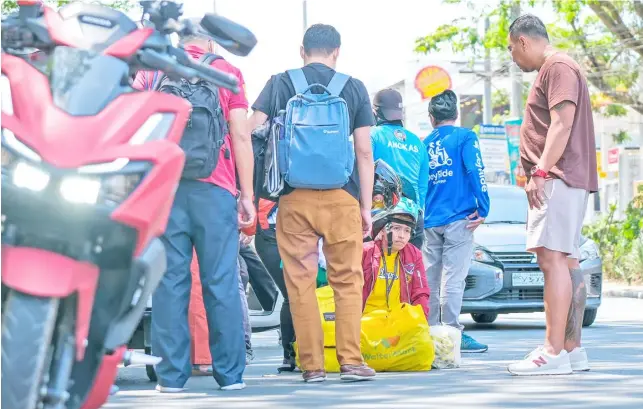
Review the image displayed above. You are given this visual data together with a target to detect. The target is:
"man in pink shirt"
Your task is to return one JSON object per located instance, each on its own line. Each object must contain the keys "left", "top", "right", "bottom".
{"left": 134, "top": 31, "right": 255, "bottom": 392}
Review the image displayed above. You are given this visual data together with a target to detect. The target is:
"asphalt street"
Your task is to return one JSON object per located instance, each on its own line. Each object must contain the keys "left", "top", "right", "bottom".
{"left": 108, "top": 297, "right": 643, "bottom": 409}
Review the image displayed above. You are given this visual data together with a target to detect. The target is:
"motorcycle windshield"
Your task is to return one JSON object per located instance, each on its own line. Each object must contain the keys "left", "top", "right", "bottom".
{"left": 46, "top": 46, "right": 131, "bottom": 116}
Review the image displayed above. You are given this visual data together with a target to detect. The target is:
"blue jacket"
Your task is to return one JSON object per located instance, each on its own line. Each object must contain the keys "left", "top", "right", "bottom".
{"left": 371, "top": 123, "right": 429, "bottom": 209}
{"left": 423, "top": 125, "right": 490, "bottom": 228}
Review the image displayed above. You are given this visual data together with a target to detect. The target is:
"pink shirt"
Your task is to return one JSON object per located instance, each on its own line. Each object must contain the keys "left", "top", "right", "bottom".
{"left": 132, "top": 45, "right": 248, "bottom": 197}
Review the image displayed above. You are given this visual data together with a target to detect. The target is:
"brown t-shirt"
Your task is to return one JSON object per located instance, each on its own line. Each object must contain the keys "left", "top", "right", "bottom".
{"left": 520, "top": 52, "right": 598, "bottom": 193}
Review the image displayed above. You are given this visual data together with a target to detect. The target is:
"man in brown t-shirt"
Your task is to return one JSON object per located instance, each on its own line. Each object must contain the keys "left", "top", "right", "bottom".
{"left": 506, "top": 14, "right": 598, "bottom": 376}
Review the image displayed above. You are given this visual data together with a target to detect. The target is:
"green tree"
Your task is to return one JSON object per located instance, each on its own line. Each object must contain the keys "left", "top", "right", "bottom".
{"left": 415, "top": 0, "right": 643, "bottom": 116}
{"left": 2, "top": 0, "right": 133, "bottom": 15}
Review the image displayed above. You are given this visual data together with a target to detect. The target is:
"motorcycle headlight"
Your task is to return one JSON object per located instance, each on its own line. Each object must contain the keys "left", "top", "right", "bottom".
{"left": 60, "top": 175, "right": 102, "bottom": 204}
{"left": 67, "top": 161, "right": 150, "bottom": 206}
{"left": 1, "top": 75, "right": 13, "bottom": 116}
{"left": 579, "top": 239, "right": 599, "bottom": 262}
{"left": 472, "top": 246, "right": 494, "bottom": 263}
{"left": 13, "top": 161, "right": 50, "bottom": 191}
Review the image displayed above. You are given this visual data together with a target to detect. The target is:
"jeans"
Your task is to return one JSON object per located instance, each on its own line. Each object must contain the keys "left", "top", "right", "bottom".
{"left": 254, "top": 226, "right": 295, "bottom": 360}
{"left": 237, "top": 254, "right": 251, "bottom": 347}
{"left": 152, "top": 180, "right": 245, "bottom": 388}
{"left": 423, "top": 219, "right": 474, "bottom": 331}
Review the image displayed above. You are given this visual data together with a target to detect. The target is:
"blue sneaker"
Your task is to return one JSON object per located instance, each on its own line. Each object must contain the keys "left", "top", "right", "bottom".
{"left": 461, "top": 333, "right": 488, "bottom": 353}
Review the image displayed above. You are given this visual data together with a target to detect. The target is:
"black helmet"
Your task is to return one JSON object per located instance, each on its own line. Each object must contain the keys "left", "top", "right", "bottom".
{"left": 428, "top": 89, "right": 458, "bottom": 122}
{"left": 373, "top": 159, "right": 402, "bottom": 216}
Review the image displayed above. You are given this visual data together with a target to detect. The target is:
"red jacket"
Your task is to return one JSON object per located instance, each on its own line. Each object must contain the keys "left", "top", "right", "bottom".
{"left": 362, "top": 240, "right": 430, "bottom": 320}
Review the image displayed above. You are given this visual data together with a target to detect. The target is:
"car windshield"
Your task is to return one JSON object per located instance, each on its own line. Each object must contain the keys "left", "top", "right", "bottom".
{"left": 485, "top": 187, "right": 528, "bottom": 224}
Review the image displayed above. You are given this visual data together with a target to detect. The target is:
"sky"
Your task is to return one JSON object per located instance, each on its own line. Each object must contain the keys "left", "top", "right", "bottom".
{"left": 179, "top": 0, "right": 469, "bottom": 104}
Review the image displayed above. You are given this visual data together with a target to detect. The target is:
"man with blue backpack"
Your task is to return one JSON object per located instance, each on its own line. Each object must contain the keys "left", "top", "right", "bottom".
{"left": 249, "top": 24, "right": 376, "bottom": 383}
{"left": 370, "top": 88, "right": 429, "bottom": 249}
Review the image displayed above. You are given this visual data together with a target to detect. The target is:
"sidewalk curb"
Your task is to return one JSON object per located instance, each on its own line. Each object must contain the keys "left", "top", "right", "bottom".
{"left": 602, "top": 289, "right": 643, "bottom": 299}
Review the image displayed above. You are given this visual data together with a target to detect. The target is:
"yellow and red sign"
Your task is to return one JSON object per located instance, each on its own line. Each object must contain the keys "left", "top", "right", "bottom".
{"left": 414, "top": 65, "right": 452, "bottom": 100}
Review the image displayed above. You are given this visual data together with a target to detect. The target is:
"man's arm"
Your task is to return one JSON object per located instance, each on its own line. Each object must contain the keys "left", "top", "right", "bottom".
{"left": 538, "top": 101, "right": 576, "bottom": 172}
{"left": 248, "top": 110, "right": 268, "bottom": 133}
{"left": 229, "top": 108, "right": 253, "bottom": 199}
{"left": 539, "top": 63, "right": 579, "bottom": 173}
{"left": 462, "top": 132, "right": 490, "bottom": 219}
{"left": 418, "top": 145, "right": 430, "bottom": 210}
{"left": 355, "top": 126, "right": 374, "bottom": 211}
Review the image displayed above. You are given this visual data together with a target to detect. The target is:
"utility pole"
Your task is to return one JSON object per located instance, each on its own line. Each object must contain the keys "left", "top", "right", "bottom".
{"left": 510, "top": 2, "right": 523, "bottom": 118}
{"left": 483, "top": 17, "right": 493, "bottom": 124}
{"left": 213, "top": 0, "right": 217, "bottom": 13}
{"left": 303, "top": 0, "right": 308, "bottom": 34}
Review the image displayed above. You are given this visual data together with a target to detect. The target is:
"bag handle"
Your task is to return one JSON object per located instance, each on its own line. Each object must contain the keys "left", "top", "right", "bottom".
{"left": 326, "top": 72, "right": 350, "bottom": 96}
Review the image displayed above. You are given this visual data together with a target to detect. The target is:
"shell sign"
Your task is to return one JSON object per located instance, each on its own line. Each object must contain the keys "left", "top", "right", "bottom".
{"left": 414, "top": 65, "right": 452, "bottom": 100}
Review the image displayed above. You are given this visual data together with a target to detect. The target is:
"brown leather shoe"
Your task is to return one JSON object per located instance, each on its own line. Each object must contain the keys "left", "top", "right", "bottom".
{"left": 302, "top": 369, "right": 327, "bottom": 383}
{"left": 340, "top": 364, "right": 376, "bottom": 381}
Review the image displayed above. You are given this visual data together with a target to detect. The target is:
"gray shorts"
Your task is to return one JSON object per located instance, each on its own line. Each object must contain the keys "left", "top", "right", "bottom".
{"left": 526, "top": 179, "right": 589, "bottom": 259}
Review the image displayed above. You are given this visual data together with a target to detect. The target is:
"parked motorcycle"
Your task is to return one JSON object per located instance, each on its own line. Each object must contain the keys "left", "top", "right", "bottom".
{"left": 0, "top": 1, "right": 256, "bottom": 408}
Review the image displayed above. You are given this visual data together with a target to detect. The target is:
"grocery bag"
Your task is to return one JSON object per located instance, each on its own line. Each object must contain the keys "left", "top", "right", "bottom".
{"left": 295, "top": 288, "right": 434, "bottom": 372}
{"left": 360, "top": 304, "right": 434, "bottom": 372}
{"left": 430, "top": 324, "right": 462, "bottom": 369}
{"left": 316, "top": 286, "right": 336, "bottom": 347}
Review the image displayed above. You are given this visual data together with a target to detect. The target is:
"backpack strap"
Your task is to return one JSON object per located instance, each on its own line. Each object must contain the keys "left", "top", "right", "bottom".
{"left": 326, "top": 72, "right": 350, "bottom": 96}
{"left": 200, "top": 52, "right": 223, "bottom": 65}
{"left": 287, "top": 69, "right": 309, "bottom": 94}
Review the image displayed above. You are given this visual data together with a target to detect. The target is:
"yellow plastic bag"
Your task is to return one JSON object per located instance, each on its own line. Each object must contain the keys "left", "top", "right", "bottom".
{"left": 294, "top": 286, "right": 342, "bottom": 372}
{"left": 316, "top": 286, "right": 336, "bottom": 347}
{"left": 360, "top": 304, "right": 434, "bottom": 372}
{"left": 295, "top": 287, "right": 434, "bottom": 372}
{"left": 293, "top": 342, "right": 342, "bottom": 373}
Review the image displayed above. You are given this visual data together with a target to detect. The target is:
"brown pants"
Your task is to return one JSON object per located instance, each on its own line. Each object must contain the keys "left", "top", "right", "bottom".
{"left": 276, "top": 189, "right": 364, "bottom": 371}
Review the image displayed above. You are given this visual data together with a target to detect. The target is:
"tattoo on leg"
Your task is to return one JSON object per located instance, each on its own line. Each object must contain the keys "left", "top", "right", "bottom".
{"left": 565, "top": 268, "right": 587, "bottom": 344}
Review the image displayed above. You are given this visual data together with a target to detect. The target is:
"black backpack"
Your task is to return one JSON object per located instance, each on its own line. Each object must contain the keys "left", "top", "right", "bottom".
{"left": 156, "top": 54, "right": 228, "bottom": 179}
{"left": 252, "top": 74, "right": 284, "bottom": 204}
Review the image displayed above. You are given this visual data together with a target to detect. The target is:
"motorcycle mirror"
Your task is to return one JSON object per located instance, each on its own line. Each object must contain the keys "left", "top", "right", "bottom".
{"left": 199, "top": 14, "right": 256, "bottom": 57}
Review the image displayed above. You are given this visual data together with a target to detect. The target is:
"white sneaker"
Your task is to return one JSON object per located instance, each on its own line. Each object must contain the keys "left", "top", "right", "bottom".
{"left": 569, "top": 347, "right": 590, "bottom": 372}
{"left": 508, "top": 348, "right": 573, "bottom": 376}
{"left": 220, "top": 382, "right": 246, "bottom": 391}
{"left": 155, "top": 385, "right": 185, "bottom": 393}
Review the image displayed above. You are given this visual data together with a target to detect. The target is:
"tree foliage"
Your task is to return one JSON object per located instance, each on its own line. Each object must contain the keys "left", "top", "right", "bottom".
{"left": 2, "top": 0, "right": 133, "bottom": 15}
{"left": 584, "top": 195, "right": 643, "bottom": 285}
{"left": 415, "top": 0, "right": 643, "bottom": 116}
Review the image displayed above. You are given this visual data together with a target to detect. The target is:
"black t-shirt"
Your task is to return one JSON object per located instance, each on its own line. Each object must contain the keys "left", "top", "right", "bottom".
{"left": 252, "top": 63, "right": 375, "bottom": 201}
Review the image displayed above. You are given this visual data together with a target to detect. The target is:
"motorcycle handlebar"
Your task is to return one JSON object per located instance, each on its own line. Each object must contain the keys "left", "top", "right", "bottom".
{"left": 137, "top": 48, "right": 240, "bottom": 94}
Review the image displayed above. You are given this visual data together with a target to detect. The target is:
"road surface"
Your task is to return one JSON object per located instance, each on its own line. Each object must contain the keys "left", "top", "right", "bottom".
{"left": 108, "top": 297, "right": 643, "bottom": 409}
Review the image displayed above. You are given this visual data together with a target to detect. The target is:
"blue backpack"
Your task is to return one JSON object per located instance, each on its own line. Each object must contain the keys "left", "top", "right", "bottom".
{"left": 279, "top": 69, "right": 354, "bottom": 190}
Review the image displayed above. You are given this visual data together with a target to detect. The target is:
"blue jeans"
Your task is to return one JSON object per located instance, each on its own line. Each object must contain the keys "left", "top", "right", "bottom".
{"left": 152, "top": 180, "right": 245, "bottom": 388}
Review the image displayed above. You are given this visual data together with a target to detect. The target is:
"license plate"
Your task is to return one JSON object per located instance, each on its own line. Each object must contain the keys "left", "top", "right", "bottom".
{"left": 512, "top": 272, "right": 544, "bottom": 287}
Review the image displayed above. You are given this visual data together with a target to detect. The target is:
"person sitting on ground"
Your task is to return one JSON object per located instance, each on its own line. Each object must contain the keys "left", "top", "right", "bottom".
{"left": 362, "top": 197, "right": 429, "bottom": 319}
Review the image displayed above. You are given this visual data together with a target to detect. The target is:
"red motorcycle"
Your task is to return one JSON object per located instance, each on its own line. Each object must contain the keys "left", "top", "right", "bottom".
{"left": 0, "top": 1, "right": 256, "bottom": 408}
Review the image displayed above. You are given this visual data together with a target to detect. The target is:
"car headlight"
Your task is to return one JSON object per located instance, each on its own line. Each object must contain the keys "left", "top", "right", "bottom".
{"left": 472, "top": 246, "right": 494, "bottom": 263}
{"left": 129, "top": 113, "right": 176, "bottom": 145}
{"left": 1, "top": 75, "right": 13, "bottom": 116}
{"left": 579, "top": 239, "right": 599, "bottom": 262}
